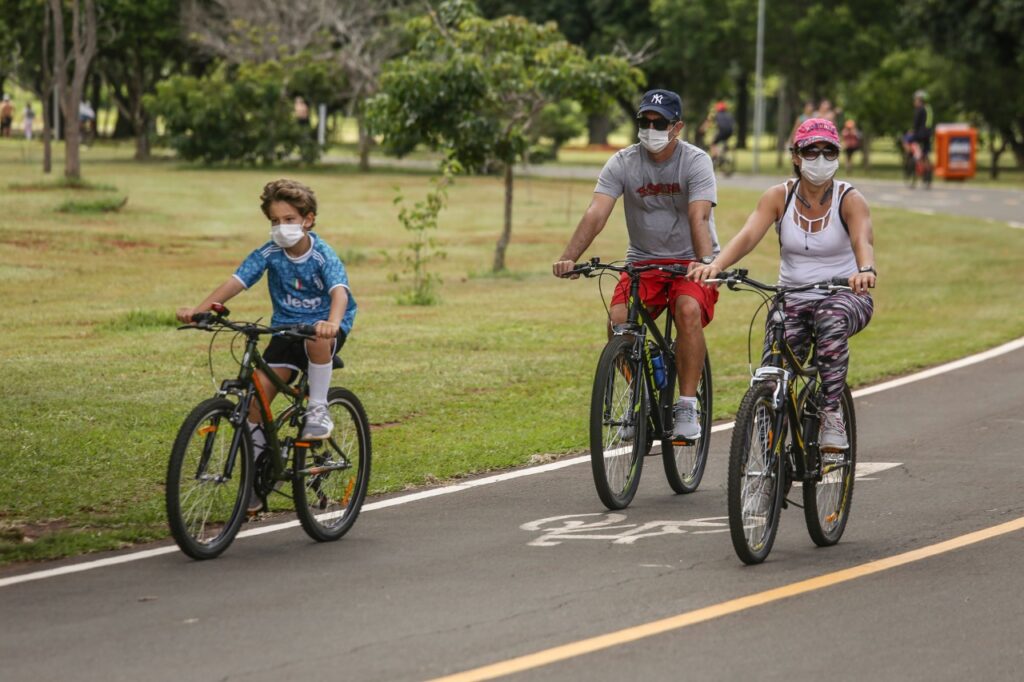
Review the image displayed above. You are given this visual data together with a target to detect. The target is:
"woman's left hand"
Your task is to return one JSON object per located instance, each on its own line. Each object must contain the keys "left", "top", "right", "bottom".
{"left": 848, "top": 272, "right": 875, "bottom": 295}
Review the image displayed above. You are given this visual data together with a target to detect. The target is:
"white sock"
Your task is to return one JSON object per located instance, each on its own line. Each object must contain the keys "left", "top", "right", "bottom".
{"left": 677, "top": 396, "right": 698, "bottom": 406}
{"left": 246, "top": 420, "right": 266, "bottom": 459}
{"left": 307, "top": 360, "right": 332, "bottom": 408}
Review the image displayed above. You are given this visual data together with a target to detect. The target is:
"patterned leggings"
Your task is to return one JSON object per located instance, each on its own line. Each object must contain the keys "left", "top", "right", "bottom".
{"left": 761, "top": 292, "right": 874, "bottom": 410}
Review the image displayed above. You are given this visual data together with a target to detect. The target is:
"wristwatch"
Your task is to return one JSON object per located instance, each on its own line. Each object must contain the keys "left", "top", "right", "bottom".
{"left": 700, "top": 256, "right": 715, "bottom": 265}
{"left": 858, "top": 265, "right": 877, "bottom": 275}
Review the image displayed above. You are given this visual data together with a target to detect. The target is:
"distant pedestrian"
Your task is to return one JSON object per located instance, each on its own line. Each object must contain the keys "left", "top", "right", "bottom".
{"left": 23, "top": 103, "right": 35, "bottom": 140}
{"left": 0, "top": 94, "right": 13, "bottom": 138}
{"left": 814, "top": 98, "right": 836, "bottom": 122}
{"left": 788, "top": 100, "right": 814, "bottom": 146}
{"left": 841, "top": 119, "right": 862, "bottom": 167}
{"left": 294, "top": 96, "right": 310, "bottom": 127}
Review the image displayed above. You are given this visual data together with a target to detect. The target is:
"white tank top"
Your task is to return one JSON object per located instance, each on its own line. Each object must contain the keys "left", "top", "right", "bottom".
{"left": 776, "top": 179, "right": 858, "bottom": 298}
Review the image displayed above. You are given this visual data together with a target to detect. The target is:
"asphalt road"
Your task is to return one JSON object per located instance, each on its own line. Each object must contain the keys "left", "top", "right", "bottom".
{"left": 2, "top": 341, "right": 1023, "bottom": 681}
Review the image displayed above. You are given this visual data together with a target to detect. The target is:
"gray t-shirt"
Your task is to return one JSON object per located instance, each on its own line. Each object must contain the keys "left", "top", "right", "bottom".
{"left": 595, "top": 142, "right": 719, "bottom": 262}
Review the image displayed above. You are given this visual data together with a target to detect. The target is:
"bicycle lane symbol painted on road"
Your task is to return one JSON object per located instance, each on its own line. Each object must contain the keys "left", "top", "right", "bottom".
{"left": 521, "top": 513, "right": 729, "bottom": 547}
{"left": 521, "top": 463, "right": 903, "bottom": 547}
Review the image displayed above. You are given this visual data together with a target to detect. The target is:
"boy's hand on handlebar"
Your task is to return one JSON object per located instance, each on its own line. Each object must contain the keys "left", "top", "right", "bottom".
{"left": 176, "top": 307, "right": 199, "bottom": 324}
{"left": 314, "top": 320, "right": 340, "bottom": 339}
{"left": 552, "top": 259, "right": 578, "bottom": 279}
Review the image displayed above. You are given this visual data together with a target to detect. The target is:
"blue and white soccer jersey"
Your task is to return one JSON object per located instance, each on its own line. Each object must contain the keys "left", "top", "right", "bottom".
{"left": 233, "top": 233, "right": 357, "bottom": 333}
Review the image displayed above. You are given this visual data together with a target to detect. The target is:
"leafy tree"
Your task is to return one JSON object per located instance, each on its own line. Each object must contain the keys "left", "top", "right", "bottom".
{"left": 368, "top": 0, "right": 641, "bottom": 272}
{"left": 49, "top": 0, "right": 98, "bottom": 180}
{"left": 146, "top": 58, "right": 329, "bottom": 164}
{"left": 904, "top": 0, "right": 1024, "bottom": 168}
{"left": 95, "top": 0, "right": 188, "bottom": 160}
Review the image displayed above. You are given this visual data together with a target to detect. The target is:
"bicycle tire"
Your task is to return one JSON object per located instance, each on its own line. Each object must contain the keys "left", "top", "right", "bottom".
{"left": 662, "top": 352, "right": 713, "bottom": 494}
{"left": 590, "top": 335, "right": 646, "bottom": 510}
{"left": 903, "top": 154, "right": 917, "bottom": 188}
{"left": 727, "top": 382, "right": 786, "bottom": 565}
{"left": 293, "top": 387, "right": 372, "bottom": 542}
{"left": 803, "top": 386, "right": 857, "bottom": 547}
{"left": 166, "top": 397, "right": 252, "bottom": 560}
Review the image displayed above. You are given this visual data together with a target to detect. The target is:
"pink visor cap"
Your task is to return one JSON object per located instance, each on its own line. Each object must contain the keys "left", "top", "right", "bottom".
{"left": 793, "top": 118, "right": 840, "bottom": 149}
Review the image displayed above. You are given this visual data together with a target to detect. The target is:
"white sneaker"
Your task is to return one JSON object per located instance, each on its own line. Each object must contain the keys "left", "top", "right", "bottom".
{"left": 673, "top": 400, "right": 701, "bottom": 440}
{"left": 819, "top": 408, "right": 849, "bottom": 451}
{"left": 301, "top": 404, "right": 333, "bottom": 440}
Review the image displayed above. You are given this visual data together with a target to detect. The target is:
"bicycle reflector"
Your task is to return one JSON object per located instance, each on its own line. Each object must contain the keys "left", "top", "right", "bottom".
{"left": 210, "top": 302, "right": 230, "bottom": 316}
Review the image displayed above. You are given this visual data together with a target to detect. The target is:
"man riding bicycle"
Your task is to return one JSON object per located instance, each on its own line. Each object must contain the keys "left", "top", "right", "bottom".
{"left": 904, "top": 89, "right": 934, "bottom": 185}
{"left": 553, "top": 88, "right": 720, "bottom": 440}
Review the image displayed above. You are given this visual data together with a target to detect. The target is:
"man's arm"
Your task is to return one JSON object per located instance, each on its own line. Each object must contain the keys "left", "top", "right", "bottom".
{"left": 687, "top": 199, "right": 714, "bottom": 261}
{"left": 552, "top": 193, "right": 617, "bottom": 277}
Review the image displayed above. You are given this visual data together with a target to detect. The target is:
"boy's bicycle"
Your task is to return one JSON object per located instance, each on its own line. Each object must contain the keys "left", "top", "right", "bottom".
{"left": 710, "top": 270, "right": 857, "bottom": 565}
{"left": 565, "top": 259, "right": 713, "bottom": 510}
{"left": 167, "top": 303, "right": 371, "bottom": 560}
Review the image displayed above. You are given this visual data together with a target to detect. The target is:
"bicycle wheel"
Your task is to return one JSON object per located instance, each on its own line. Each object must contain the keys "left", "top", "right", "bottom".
{"left": 662, "top": 352, "right": 713, "bottom": 494}
{"left": 293, "top": 387, "right": 372, "bottom": 542}
{"left": 727, "top": 382, "right": 786, "bottom": 564}
{"left": 803, "top": 386, "right": 857, "bottom": 547}
{"left": 720, "top": 155, "right": 735, "bottom": 177}
{"left": 166, "top": 397, "right": 252, "bottom": 560}
{"left": 903, "top": 154, "right": 917, "bottom": 188}
{"left": 590, "top": 335, "right": 646, "bottom": 510}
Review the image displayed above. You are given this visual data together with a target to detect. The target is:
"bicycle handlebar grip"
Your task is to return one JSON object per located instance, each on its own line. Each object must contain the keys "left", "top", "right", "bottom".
{"left": 830, "top": 276, "right": 851, "bottom": 287}
{"left": 295, "top": 324, "right": 318, "bottom": 337}
{"left": 191, "top": 311, "right": 213, "bottom": 325}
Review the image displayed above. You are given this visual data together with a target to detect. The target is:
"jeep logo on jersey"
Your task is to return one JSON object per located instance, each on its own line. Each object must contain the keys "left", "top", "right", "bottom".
{"left": 284, "top": 293, "right": 323, "bottom": 310}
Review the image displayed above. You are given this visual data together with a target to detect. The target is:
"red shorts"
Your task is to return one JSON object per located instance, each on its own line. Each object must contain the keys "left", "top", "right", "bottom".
{"left": 610, "top": 259, "right": 719, "bottom": 327}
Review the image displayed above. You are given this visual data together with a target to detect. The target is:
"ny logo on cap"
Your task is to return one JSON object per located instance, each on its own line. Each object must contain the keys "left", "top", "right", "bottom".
{"left": 652, "top": 94, "right": 664, "bottom": 104}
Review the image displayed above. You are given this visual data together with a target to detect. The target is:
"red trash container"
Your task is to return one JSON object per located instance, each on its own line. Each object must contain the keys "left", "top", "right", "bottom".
{"left": 934, "top": 123, "right": 977, "bottom": 180}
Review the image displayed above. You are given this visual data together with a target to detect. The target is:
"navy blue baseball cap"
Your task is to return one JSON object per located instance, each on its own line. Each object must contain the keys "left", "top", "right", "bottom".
{"left": 637, "top": 89, "right": 682, "bottom": 121}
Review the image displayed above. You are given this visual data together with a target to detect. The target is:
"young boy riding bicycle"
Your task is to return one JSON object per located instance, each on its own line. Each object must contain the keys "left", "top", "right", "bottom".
{"left": 176, "top": 179, "right": 357, "bottom": 448}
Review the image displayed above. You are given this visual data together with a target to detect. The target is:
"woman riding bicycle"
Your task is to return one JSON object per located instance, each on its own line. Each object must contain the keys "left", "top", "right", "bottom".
{"left": 689, "top": 118, "right": 876, "bottom": 451}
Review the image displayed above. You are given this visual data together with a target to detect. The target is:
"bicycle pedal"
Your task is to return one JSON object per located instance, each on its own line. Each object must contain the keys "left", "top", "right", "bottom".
{"left": 671, "top": 438, "right": 695, "bottom": 446}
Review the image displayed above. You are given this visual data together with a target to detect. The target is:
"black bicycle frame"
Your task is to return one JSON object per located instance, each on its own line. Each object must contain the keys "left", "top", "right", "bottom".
{"left": 757, "top": 293, "right": 823, "bottom": 484}
{"left": 615, "top": 272, "right": 679, "bottom": 441}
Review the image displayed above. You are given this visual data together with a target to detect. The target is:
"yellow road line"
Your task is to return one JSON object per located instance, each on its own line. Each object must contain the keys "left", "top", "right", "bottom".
{"left": 429, "top": 517, "right": 1024, "bottom": 682}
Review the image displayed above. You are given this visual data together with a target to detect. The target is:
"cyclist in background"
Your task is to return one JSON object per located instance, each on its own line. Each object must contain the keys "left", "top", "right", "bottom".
{"left": 710, "top": 101, "right": 735, "bottom": 168}
{"left": 906, "top": 89, "right": 934, "bottom": 185}
{"left": 552, "top": 88, "right": 720, "bottom": 440}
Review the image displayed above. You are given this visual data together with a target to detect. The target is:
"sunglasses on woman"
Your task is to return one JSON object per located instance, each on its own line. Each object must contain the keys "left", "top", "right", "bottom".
{"left": 798, "top": 145, "right": 840, "bottom": 161}
{"left": 636, "top": 117, "right": 676, "bottom": 131}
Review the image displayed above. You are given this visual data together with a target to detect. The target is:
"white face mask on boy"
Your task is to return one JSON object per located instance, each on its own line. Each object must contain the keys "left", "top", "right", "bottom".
{"left": 800, "top": 155, "right": 839, "bottom": 185}
{"left": 270, "top": 222, "right": 305, "bottom": 248}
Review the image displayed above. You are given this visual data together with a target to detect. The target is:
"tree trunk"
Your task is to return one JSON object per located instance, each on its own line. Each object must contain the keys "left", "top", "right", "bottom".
{"left": 42, "top": 95, "right": 53, "bottom": 174}
{"left": 51, "top": 0, "right": 97, "bottom": 181}
{"left": 493, "top": 163, "right": 514, "bottom": 272}
{"left": 861, "top": 132, "right": 871, "bottom": 169}
{"left": 989, "top": 130, "right": 1007, "bottom": 179}
{"left": 735, "top": 70, "right": 749, "bottom": 150}
{"left": 357, "top": 113, "right": 371, "bottom": 172}
{"left": 774, "top": 78, "right": 790, "bottom": 168}
{"left": 587, "top": 112, "right": 612, "bottom": 146}
{"left": 135, "top": 121, "right": 150, "bottom": 160}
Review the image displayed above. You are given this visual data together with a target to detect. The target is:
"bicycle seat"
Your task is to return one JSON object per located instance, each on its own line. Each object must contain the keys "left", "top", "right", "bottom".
{"left": 332, "top": 356, "right": 345, "bottom": 369}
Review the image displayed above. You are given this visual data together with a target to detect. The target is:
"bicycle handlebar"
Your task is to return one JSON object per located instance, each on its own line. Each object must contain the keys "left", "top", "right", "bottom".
{"left": 561, "top": 257, "right": 689, "bottom": 279}
{"left": 706, "top": 269, "right": 854, "bottom": 293}
{"left": 179, "top": 311, "right": 318, "bottom": 339}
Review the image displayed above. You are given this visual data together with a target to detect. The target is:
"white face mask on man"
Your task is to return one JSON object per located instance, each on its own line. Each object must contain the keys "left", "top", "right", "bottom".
{"left": 270, "top": 222, "right": 306, "bottom": 248}
{"left": 800, "top": 155, "right": 839, "bottom": 185}
{"left": 637, "top": 128, "right": 672, "bottom": 154}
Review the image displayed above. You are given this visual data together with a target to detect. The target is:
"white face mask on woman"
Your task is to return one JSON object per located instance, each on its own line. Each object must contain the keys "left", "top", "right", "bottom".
{"left": 270, "top": 222, "right": 305, "bottom": 248}
{"left": 800, "top": 155, "right": 839, "bottom": 185}
{"left": 638, "top": 128, "right": 672, "bottom": 154}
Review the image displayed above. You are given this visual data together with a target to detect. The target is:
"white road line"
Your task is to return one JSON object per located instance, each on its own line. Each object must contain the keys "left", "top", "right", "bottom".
{"left": 2, "top": 337, "right": 1022, "bottom": 589}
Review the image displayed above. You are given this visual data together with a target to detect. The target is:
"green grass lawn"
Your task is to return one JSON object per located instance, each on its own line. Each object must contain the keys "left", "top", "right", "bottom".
{"left": 1, "top": 140, "right": 1023, "bottom": 564}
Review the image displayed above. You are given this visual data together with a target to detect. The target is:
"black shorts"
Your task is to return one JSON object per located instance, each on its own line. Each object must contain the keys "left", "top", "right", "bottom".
{"left": 263, "top": 330, "right": 347, "bottom": 382}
